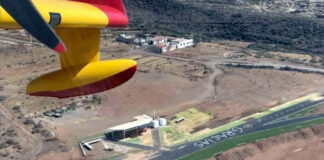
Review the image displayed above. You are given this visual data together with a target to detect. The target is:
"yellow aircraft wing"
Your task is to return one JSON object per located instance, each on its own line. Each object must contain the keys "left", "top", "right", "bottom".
{"left": 56, "top": 28, "right": 101, "bottom": 68}
{"left": 0, "top": 0, "right": 137, "bottom": 98}
{"left": 27, "top": 28, "right": 137, "bottom": 98}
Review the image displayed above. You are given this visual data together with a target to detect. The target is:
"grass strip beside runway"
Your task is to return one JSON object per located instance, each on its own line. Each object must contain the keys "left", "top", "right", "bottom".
{"left": 179, "top": 117, "right": 324, "bottom": 160}
{"left": 243, "top": 92, "right": 322, "bottom": 119}
{"left": 179, "top": 93, "right": 322, "bottom": 145}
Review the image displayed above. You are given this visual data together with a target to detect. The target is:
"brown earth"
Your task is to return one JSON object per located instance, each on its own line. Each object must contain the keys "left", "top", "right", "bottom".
{"left": 0, "top": 32, "right": 212, "bottom": 159}
{"left": 0, "top": 104, "right": 43, "bottom": 160}
{"left": 197, "top": 66, "right": 324, "bottom": 127}
{"left": 1, "top": 30, "right": 324, "bottom": 159}
{"left": 167, "top": 41, "right": 322, "bottom": 67}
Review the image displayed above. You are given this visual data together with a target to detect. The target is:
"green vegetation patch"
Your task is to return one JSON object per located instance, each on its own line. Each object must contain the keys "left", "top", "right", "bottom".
{"left": 124, "top": 137, "right": 142, "bottom": 144}
{"left": 288, "top": 105, "right": 321, "bottom": 119}
{"left": 160, "top": 108, "right": 212, "bottom": 146}
{"left": 173, "top": 108, "right": 212, "bottom": 125}
{"left": 162, "top": 93, "right": 321, "bottom": 147}
{"left": 186, "top": 93, "right": 322, "bottom": 143}
{"left": 179, "top": 118, "right": 324, "bottom": 160}
{"left": 243, "top": 92, "right": 321, "bottom": 119}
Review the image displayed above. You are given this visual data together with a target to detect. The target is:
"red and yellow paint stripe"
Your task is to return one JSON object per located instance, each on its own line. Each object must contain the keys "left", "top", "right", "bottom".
{"left": 0, "top": 0, "right": 136, "bottom": 98}
{"left": 28, "top": 60, "right": 137, "bottom": 98}
{"left": 0, "top": 0, "right": 128, "bottom": 28}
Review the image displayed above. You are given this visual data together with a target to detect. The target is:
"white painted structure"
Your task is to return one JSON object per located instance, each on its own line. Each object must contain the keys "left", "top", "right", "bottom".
{"left": 82, "top": 138, "right": 103, "bottom": 150}
{"left": 109, "top": 115, "right": 153, "bottom": 131}
{"left": 152, "top": 119, "right": 160, "bottom": 128}
{"left": 175, "top": 117, "right": 185, "bottom": 123}
{"left": 79, "top": 143, "right": 86, "bottom": 156}
{"left": 149, "top": 36, "right": 168, "bottom": 45}
{"left": 171, "top": 38, "right": 194, "bottom": 49}
{"left": 159, "top": 118, "right": 167, "bottom": 126}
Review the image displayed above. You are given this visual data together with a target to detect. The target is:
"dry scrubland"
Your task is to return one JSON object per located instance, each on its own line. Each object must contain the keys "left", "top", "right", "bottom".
{"left": 0, "top": 30, "right": 324, "bottom": 159}
{"left": 0, "top": 31, "right": 212, "bottom": 159}
{"left": 197, "top": 67, "right": 324, "bottom": 126}
{"left": 124, "top": 0, "right": 324, "bottom": 54}
{"left": 168, "top": 41, "right": 323, "bottom": 67}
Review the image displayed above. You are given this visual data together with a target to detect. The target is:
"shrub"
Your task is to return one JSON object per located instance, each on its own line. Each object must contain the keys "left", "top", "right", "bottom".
{"left": 0, "top": 96, "right": 6, "bottom": 102}
{"left": 12, "top": 106, "right": 20, "bottom": 111}
{"left": 23, "top": 118, "right": 34, "bottom": 125}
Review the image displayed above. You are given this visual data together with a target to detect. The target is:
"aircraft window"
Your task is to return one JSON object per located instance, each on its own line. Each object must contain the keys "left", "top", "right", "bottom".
{"left": 49, "top": 12, "right": 61, "bottom": 27}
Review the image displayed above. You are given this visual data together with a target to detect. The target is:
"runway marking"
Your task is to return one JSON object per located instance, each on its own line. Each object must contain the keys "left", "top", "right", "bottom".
{"left": 237, "top": 143, "right": 245, "bottom": 146}
{"left": 193, "top": 127, "right": 243, "bottom": 149}
{"left": 213, "top": 151, "right": 223, "bottom": 156}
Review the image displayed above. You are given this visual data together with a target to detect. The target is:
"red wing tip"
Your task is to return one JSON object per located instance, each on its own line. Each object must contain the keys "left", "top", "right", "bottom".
{"left": 28, "top": 65, "right": 137, "bottom": 98}
{"left": 54, "top": 42, "right": 66, "bottom": 53}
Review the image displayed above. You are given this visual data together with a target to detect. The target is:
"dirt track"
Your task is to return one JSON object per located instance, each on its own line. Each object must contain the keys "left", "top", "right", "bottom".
{"left": 0, "top": 103, "right": 42, "bottom": 160}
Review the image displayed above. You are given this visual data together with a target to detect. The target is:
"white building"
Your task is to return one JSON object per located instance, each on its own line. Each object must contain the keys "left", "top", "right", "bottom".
{"left": 147, "top": 44, "right": 168, "bottom": 54}
{"left": 116, "top": 34, "right": 136, "bottom": 44}
{"left": 149, "top": 36, "right": 169, "bottom": 45}
{"left": 159, "top": 118, "right": 167, "bottom": 126}
{"left": 117, "top": 34, "right": 148, "bottom": 45}
{"left": 170, "top": 38, "right": 194, "bottom": 49}
{"left": 152, "top": 120, "right": 160, "bottom": 128}
{"left": 117, "top": 34, "right": 194, "bottom": 54}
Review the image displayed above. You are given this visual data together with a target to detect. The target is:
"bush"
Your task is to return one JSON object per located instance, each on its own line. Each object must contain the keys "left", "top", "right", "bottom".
{"left": 23, "top": 118, "right": 34, "bottom": 125}
{"left": 40, "top": 130, "right": 52, "bottom": 138}
{"left": 32, "top": 122, "right": 43, "bottom": 134}
{"left": 124, "top": 0, "right": 324, "bottom": 54}
{"left": 6, "top": 139, "right": 15, "bottom": 145}
{"left": 0, "top": 142, "right": 7, "bottom": 149}
{"left": 12, "top": 106, "right": 20, "bottom": 112}
{"left": 0, "top": 151, "right": 9, "bottom": 157}
{"left": 0, "top": 96, "right": 6, "bottom": 102}
{"left": 3, "top": 128, "right": 17, "bottom": 137}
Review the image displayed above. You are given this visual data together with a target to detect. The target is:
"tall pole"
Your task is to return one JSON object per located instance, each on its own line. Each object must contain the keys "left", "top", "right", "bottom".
{"left": 30, "top": 34, "right": 34, "bottom": 60}
{"left": 30, "top": 34, "right": 32, "bottom": 45}
{"left": 154, "top": 109, "right": 156, "bottom": 120}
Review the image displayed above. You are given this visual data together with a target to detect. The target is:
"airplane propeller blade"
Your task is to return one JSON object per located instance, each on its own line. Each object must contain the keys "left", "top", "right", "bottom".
{"left": 0, "top": 0, "right": 66, "bottom": 53}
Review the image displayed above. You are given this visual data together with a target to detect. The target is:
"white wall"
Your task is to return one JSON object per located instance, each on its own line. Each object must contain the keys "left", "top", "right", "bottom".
{"left": 176, "top": 39, "right": 194, "bottom": 49}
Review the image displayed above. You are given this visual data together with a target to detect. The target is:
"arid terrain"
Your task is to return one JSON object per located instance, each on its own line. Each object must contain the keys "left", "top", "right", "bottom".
{"left": 0, "top": 27, "right": 324, "bottom": 160}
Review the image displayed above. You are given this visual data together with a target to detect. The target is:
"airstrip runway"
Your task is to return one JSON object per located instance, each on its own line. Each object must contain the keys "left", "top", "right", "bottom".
{"left": 151, "top": 97, "right": 324, "bottom": 160}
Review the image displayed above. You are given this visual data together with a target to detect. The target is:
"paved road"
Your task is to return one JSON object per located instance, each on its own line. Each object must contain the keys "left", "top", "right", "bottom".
{"left": 219, "top": 62, "right": 324, "bottom": 75}
{"left": 127, "top": 50, "right": 324, "bottom": 76}
{"left": 151, "top": 98, "right": 324, "bottom": 160}
{"left": 105, "top": 140, "right": 154, "bottom": 150}
{"left": 152, "top": 128, "right": 162, "bottom": 150}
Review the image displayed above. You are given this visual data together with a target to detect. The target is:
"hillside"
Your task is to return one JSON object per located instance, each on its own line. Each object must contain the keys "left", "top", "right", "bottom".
{"left": 122, "top": 0, "right": 324, "bottom": 54}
